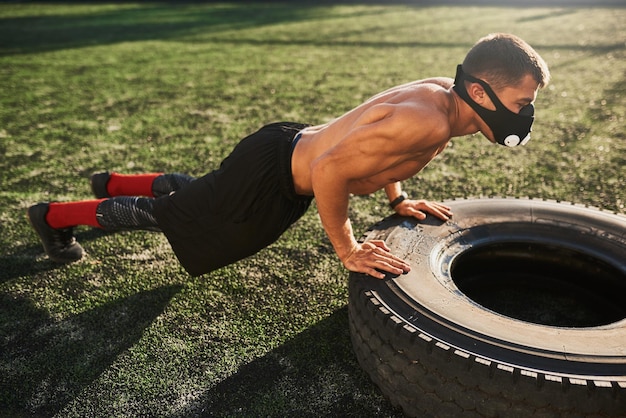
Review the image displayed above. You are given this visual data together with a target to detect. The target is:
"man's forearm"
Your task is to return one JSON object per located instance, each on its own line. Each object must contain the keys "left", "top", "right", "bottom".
{"left": 385, "top": 182, "right": 403, "bottom": 203}
{"left": 315, "top": 191, "right": 358, "bottom": 260}
{"left": 321, "top": 214, "right": 358, "bottom": 261}
{"left": 311, "top": 168, "right": 359, "bottom": 261}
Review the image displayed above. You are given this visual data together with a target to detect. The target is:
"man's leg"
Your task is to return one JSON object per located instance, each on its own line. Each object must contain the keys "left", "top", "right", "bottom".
{"left": 90, "top": 172, "right": 195, "bottom": 198}
{"left": 95, "top": 196, "right": 160, "bottom": 232}
{"left": 28, "top": 196, "right": 160, "bottom": 263}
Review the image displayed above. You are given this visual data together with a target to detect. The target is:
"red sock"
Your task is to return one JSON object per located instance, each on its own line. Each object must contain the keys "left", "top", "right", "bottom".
{"left": 46, "top": 199, "right": 106, "bottom": 229}
{"left": 106, "top": 172, "right": 162, "bottom": 197}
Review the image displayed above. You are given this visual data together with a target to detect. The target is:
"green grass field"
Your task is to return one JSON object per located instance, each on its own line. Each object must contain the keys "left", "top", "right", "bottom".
{"left": 0, "top": 2, "right": 624, "bottom": 417}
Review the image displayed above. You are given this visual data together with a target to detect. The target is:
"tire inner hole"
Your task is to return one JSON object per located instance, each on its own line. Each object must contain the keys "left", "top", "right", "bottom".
{"left": 451, "top": 242, "right": 626, "bottom": 327}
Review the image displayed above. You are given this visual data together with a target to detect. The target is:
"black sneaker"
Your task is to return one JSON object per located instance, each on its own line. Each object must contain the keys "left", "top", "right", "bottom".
{"left": 90, "top": 171, "right": 110, "bottom": 198}
{"left": 27, "top": 203, "right": 84, "bottom": 263}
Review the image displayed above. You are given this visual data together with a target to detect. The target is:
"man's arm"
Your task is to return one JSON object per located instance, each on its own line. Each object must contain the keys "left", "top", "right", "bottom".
{"left": 310, "top": 160, "right": 358, "bottom": 263}
{"left": 310, "top": 109, "right": 414, "bottom": 279}
{"left": 310, "top": 102, "right": 451, "bottom": 278}
{"left": 311, "top": 151, "right": 410, "bottom": 279}
{"left": 384, "top": 182, "right": 404, "bottom": 204}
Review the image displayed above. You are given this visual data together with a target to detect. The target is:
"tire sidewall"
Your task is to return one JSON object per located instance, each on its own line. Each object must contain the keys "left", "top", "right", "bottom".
{"left": 352, "top": 198, "right": 626, "bottom": 380}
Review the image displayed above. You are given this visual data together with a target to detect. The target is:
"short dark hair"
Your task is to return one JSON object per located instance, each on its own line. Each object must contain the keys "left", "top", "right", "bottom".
{"left": 462, "top": 33, "right": 550, "bottom": 90}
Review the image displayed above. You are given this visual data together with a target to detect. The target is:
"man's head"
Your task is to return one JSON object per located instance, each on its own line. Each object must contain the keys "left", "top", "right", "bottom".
{"left": 463, "top": 33, "right": 550, "bottom": 91}
{"left": 454, "top": 33, "right": 551, "bottom": 147}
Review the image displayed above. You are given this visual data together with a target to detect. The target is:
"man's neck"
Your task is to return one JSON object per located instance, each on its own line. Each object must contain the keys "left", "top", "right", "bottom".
{"left": 447, "top": 89, "right": 482, "bottom": 138}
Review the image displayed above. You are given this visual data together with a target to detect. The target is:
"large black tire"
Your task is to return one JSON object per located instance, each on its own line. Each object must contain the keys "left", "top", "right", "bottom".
{"left": 348, "top": 198, "right": 626, "bottom": 417}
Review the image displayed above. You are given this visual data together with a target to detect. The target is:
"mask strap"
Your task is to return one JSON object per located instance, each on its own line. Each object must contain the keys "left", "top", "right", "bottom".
{"left": 456, "top": 65, "right": 508, "bottom": 111}
{"left": 455, "top": 65, "right": 534, "bottom": 118}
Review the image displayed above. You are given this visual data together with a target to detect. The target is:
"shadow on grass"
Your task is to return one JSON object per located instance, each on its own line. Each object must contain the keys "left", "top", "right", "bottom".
{"left": 0, "top": 251, "right": 65, "bottom": 284}
{"left": 0, "top": 284, "right": 182, "bottom": 417}
{"left": 0, "top": 228, "right": 111, "bottom": 283}
{"left": 0, "top": 4, "right": 345, "bottom": 56}
{"left": 1, "top": 2, "right": 624, "bottom": 56}
{"left": 184, "top": 307, "right": 402, "bottom": 417}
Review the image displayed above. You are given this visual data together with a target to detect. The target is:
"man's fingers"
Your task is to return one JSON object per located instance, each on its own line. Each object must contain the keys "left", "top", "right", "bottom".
{"left": 364, "top": 261, "right": 402, "bottom": 280}
{"left": 366, "top": 267, "right": 386, "bottom": 280}
{"left": 429, "top": 202, "right": 453, "bottom": 219}
{"left": 345, "top": 242, "right": 411, "bottom": 279}
{"left": 372, "top": 252, "right": 410, "bottom": 276}
{"left": 369, "top": 239, "right": 391, "bottom": 252}
{"left": 372, "top": 247, "right": 409, "bottom": 267}
{"left": 407, "top": 207, "right": 427, "bottom": 220}
{"left": 407, "top": 203, "right": 451, "bottom": 221}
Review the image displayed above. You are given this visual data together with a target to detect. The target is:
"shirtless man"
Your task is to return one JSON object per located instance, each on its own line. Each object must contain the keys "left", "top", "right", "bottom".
{"left": 27, "top": 33, "right": 550, "bottom": 279}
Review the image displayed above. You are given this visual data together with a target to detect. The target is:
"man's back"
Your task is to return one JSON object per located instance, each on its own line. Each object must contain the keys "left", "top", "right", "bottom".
{"left": 291, "top": 78, "right": 457, "bottom": 197}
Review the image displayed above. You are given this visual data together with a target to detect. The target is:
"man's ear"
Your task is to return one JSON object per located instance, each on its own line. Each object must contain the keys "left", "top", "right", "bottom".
{"left": 467, "top": 81, "right": 486, "bottom": 105}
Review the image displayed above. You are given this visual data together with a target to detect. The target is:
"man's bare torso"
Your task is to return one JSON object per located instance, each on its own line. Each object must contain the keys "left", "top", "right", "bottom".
{"left": 291, "top": 77, "right": 456, "bottom": 196}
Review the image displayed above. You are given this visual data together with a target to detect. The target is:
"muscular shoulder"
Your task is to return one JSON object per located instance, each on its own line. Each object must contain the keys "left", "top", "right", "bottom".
{"left": 369, "top": 77, "right": 454, "bottom": 100}
{"left": 379, "top": 88, "right": 452, "bottom": 143}
{"left": 418, "top": 77, "right": 454, "bottom": 89}
{"left": 315, "top": 82, "right": 452, "bottom": 156}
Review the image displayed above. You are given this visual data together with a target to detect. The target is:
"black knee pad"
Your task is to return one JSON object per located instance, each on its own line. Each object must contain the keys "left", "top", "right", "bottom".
{"left": 152, "top": 173, "right": 195, "bottom": 197}
{"left": 96, "top": 197, "right": 161, "bottom": 232}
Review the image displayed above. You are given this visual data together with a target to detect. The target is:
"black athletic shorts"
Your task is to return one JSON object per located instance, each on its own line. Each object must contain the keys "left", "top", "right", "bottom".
{"left": 153, "top": 122, "right": 313, "bottom": 276}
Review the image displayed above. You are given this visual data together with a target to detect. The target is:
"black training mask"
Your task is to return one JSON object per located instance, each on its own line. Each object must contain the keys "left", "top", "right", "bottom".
{"left": 453, "top": 65, "right": 534, "bottom": 147}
